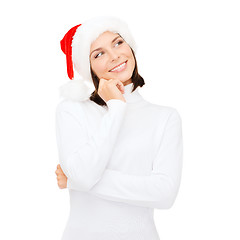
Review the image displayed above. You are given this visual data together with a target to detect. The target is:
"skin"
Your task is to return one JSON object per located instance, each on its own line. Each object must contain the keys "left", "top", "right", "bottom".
{"left": 55, "top": 31, "right": 136, "bottom": 189}
{"left": 55, "top": 164, "right": 67, "bottom": 189}
{"left": 89, "top": 31, "right": 135, "bottom": 86}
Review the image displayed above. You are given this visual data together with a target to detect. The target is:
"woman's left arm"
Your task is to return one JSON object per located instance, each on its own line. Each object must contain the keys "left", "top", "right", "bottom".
{"left": 69, "top": 109, "right": 183, "bottom": 209}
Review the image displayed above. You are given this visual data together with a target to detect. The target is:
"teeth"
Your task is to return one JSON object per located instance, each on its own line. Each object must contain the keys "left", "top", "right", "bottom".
{"left": 110, "top": 62, "right": 126, "bottom": 72}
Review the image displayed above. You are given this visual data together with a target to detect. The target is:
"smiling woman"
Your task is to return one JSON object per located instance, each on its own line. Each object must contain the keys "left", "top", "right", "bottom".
{"left": 55, "top": 16, "right": 183, "bottom": 240}
{"left": 89, "top": 31, "right": 144, "bottom": 106}
{"left": 90, "top": 31, "right": 135, "bottom": 87}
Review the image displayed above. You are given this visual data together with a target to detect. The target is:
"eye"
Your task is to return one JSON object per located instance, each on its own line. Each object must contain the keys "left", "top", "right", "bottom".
{"left": 115, "top": 40, "right": 124, "bottom": 47}
{"left": 95, "top": 52, "right": 104, "bottom": 59}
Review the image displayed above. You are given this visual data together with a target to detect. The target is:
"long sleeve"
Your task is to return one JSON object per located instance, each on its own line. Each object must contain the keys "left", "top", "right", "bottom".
{"left": 85, "top": 109, "right": 183, "bottom": 209}
{"left": 55, "top": 99, "right": 127, "bottom": 191}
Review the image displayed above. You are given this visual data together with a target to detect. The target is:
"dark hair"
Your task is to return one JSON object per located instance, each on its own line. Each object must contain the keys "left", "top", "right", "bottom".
{"left": 89, "top": 48, "right": 145, "bottom": 107}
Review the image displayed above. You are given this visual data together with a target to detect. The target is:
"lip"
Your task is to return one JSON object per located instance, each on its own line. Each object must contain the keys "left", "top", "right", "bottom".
{"left": 109, "top": 60, "right": 128, "bottom": 72}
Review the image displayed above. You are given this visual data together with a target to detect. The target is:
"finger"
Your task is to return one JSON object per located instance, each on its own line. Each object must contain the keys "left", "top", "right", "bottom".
{"left": 57, "top": 175, "right": 65, "bottom": 180}
{"left": 115, "top": 79, "right": 124, "bottom": 87}
{"left": 113, "top": 79, "right": 124, "bottom": 90}
{"left": 98, "top": 78, "right": 108, "bottom": 89}
{"left": 55, "top": 171, "right": 64, "bottom": 176}
{"left": 56, "top": 168, "right": 63, "bottom": 174}
{"left": 119, "top": 84, "right": 125, "bottom": 93}
{"left": 118, "top": 84, "right": 125, "bottom": 94}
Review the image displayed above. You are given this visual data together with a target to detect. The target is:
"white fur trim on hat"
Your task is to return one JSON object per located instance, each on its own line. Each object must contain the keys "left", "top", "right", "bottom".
{"left": 59, "top": 78, "right": 93, "bottom": 102}
{"left": 72, "top": 16, "right": 137, "bottom": 84}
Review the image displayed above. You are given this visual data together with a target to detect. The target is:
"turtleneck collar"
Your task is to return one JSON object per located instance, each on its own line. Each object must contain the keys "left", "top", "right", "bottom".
{"left": 122, "top": 82, "right": 143, "bottom": 103}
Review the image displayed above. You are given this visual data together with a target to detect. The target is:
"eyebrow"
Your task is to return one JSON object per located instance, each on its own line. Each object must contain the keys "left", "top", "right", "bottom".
{"left": 90, "top": 36, "right": 121, "bottom": 57}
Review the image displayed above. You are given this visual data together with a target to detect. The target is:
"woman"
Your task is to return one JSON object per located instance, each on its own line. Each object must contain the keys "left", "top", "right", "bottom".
{"left": 55, "top": 16, "right": 183, "bottom": 240}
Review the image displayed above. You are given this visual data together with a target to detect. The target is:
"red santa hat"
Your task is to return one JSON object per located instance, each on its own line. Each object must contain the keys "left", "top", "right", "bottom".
{"left": 59, "top": 16, "right": 137, "bottom": 101}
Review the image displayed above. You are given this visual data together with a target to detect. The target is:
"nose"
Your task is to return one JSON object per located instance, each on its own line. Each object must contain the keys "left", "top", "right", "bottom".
{"left": 109, "top": 49, "right": 120, "bottom": 62}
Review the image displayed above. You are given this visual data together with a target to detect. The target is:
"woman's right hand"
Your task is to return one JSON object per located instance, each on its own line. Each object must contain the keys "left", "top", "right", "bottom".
{"left": 55, "top": 164, "right": 67, "bottom": 189}
{"left": 97, "top": 78, "right": 126, "bottom": 103}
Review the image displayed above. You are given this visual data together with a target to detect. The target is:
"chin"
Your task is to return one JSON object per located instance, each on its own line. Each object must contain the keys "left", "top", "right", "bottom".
{"left": 110, "top": 71, "right": 133, "bottom": 82}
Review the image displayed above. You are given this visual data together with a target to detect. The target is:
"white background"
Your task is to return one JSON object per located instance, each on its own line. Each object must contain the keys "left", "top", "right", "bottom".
{"left": 0, "top": 0, "right": 239, "bottom": 239}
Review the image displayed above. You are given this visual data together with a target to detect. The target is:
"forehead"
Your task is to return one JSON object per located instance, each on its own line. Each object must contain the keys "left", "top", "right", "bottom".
{"left": 90, "top": 31, "right": 120, "bottom": 49}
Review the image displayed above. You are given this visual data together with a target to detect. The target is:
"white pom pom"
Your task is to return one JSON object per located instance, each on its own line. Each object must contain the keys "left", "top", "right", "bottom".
{"left": 59, "top": 78, "right": 93, "bottom": 102}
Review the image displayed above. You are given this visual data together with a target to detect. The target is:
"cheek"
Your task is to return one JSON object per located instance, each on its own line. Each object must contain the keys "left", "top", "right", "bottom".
{"left": 91, "top": 61, "right": 102, "bottom": 73}
{"left": 91, "top": 60, "right": 109, "bottom": 77}
{"left": 125, "top": 48, "right": 135, "bottom": 64}
{"left": 128, "top": 52, "right": 135, "bottom": 69}
{"left": 123, "top": 45, "right": 133, "bottom": 56}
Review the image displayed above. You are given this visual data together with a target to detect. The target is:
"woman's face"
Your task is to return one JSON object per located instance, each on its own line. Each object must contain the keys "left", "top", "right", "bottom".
{"left": 89, "top": 31, "right": 135, "bottom": 85}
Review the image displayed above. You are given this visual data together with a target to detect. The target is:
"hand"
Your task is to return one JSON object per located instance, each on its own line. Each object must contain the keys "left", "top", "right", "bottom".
{"left": 98, "top": 78, "right": 126, "bottom": 103}
{"left": 55, "top": 164, "right": 67, "bottom": 189}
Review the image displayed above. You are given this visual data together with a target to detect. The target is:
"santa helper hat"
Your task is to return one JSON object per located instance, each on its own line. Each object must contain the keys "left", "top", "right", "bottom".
{"left": 59, "top": 16, "right": 137, "bottom": 102}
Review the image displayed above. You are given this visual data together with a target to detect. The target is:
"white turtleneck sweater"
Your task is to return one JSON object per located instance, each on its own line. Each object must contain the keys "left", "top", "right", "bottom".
{"left": 55, "top": 82, "right": 183, "bottom": 240}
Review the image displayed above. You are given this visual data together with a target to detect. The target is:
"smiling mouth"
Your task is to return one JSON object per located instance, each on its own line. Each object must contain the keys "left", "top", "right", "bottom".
{"left": 109, "top": 60, "right": 128, "bottom": 72}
